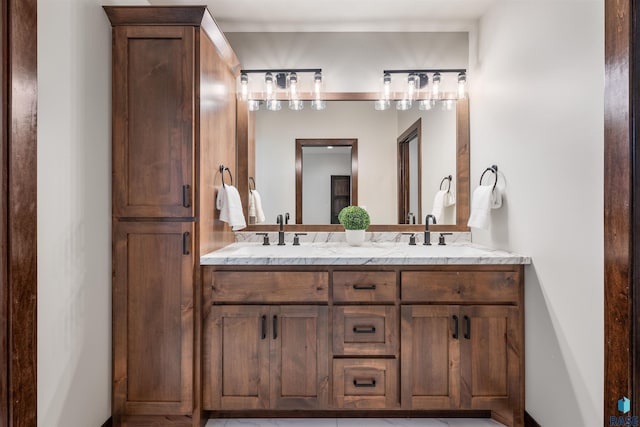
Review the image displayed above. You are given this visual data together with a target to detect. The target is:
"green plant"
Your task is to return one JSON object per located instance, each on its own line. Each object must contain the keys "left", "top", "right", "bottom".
{"left": 338, "top": 206, "right": 370, "bottom": 230}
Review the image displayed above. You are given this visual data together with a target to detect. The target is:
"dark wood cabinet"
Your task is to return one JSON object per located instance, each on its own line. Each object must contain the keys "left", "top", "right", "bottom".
{"left": 400, "top": 305, "right": 460, "bottom": 409}
{"left": 206, "top": 305, "right": 329, "bottom": 411}
{"left": 113, "top": 221, "right": 194, "bottom": 416}
{"left": 112, "top": 25, "right": 195, "bottom": 219}
{"left": 105, "top": 6, "right": 241, "bottom": 426}
{"left": 203, "top": 265, "right": 523, "bottom": 426}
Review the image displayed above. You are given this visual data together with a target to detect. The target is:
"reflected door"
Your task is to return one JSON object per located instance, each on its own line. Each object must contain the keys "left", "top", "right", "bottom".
{"left": 331, "top": 175, "right": 351, "bottom": 224}
{"left": 397, "top": 120, "right": 422, "bottom": 224}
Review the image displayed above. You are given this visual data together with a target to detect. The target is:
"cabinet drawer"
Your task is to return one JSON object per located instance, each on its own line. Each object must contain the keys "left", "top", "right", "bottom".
{"left": 333, "top": 271, "right": 396, "bottom": 302}
{"left": 333, "top": 359, "right": 398, "bottom": 409}
{"left": 401, "top": 271, "right": 519, "bottom": 303}
{"left": 333, "top": 306, "right": 398, "bottom": 355}
{"left": 210, "top": 271, "right": 328, "bottom": 302}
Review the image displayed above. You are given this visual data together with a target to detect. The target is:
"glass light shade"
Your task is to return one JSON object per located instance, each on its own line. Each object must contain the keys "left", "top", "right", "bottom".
{"left": 396, "top": 99, "right": 412, "bottom": 110}
{"left": 248, "top": 99, "right": 260, "bottom": 111}
{"left": 374, "top": 99, "right": 390, "bottom": 110}
{"left": 311, "top": 99, "right": 326, "bottom": 110}
{"left": 239, "top": 73, "right": 249, "bottom": 101}
{"left": 289, "top": 99, "right": 304, "bottom": 110}
{"left": 418, "top": 99, "right": 433, "bottom": 110}
{"left": 458, "top": 72, "right": 467, "bottom": 99}
{"left": 431, "top": 72, "right": 441, "bottom": 99}
{"left": 266, "top": 99, "right": 281, "bottom": 111}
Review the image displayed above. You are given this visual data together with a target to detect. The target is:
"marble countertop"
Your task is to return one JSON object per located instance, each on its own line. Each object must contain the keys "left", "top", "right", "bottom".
{"left": 200, "top": 241, "right": 531, "bottom": 266}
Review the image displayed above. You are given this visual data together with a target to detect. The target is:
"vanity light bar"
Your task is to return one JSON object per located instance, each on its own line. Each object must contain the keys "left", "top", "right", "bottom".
{"left": 377, "top": 69, "right": 468, "bottom": 111}
{"left": 239, "top": 68, "right": 325, "bottom": 112}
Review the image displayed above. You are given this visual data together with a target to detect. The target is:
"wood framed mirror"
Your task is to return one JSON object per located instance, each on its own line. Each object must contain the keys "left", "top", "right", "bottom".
{"left": 237, "top": 93, "right": 469, "bottom": 232}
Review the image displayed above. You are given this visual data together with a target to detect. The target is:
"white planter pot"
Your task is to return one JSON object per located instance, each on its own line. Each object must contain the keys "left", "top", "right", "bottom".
{"left": 345, "top": 229, "right": 366, "bottom": 246}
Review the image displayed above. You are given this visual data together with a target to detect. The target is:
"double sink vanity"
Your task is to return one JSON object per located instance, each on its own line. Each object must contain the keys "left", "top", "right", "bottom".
{"left": 103, "top": 5, "right": 531, "bottom": 427}
{"left": 200, "top": 234, "right": 529, "bottom": 426}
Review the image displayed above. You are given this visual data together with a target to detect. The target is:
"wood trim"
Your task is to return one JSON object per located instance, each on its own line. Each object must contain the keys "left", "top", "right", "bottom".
{"left": 103, "top": 6, "right": 240, "bottom": 74}
{"left": 456, "top": 98, "right": 470, "bottom": 228}
{"left": 0, "top": 1, "right": 7, "bottom": 425}
{"left": 209, "top": 410, "right": 493, "bottom": 418}
{"left": 295, "top": 139, "right": 358, "bottom": 224}
{"left": 4, "top": 0, "right": 37, "bottom": 425}
{"left": 397, "top": 119, "right": 422, "bottom": 224}
{"left": 604, "top": 0, "right": 633, "bottom": 421}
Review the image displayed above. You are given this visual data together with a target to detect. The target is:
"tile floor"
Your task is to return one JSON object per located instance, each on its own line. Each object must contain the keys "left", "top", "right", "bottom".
{"left": 205, "top": 419, "right": 506, "bottom": 427}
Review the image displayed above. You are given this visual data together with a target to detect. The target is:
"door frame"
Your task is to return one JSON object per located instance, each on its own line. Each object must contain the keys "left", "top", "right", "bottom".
{"left": 604, "top": 0, "right": 639, "bottom": 421}
{"left": 295, "top": 139, "right": 358, "bottom": 224}
{"left": 397, "top": 118, "right": 422, "bottom": 224}
{"left": 1, "top": 0, "right": 37, "bottom": 426}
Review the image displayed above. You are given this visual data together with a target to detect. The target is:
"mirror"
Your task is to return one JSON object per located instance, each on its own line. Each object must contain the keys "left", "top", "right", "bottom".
{"left": 241, "top": 96, "right": 469, "bottom": 230}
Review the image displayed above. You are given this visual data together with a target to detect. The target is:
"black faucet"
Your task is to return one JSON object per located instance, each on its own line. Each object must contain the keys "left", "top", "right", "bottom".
{"left": 276, "top": 214, "right": 285, "bottom": 245}
{"left": 424, "top": 214, "right": 437, "bottom": 246}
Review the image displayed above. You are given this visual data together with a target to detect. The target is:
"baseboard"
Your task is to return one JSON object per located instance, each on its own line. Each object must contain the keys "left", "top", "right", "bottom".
{"left": 525, "top": 411, "right": 541, "bottom": 427}
{"left": 101, "top": 417, "right": 113, "bottom": 427}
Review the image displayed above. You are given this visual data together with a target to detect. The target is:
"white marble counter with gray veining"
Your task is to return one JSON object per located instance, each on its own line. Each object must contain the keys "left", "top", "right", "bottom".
{"left": 200, "top": 234, "right": 531, "bottom": 266}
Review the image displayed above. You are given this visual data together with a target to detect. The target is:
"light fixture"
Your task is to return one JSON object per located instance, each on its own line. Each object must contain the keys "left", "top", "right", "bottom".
{"left": 374, "top": 73, "right": 392, "bottom": 111}
{"left": 457, "top": 71, "right": 467, "bottom": 99}
{"left": 311, "top": 71, "right": 326, "bottom": 110}
{"left": 431, "top": 72, "right": 441, "bottom": 99}
{"left": 240, "top": 72, "right": 249, "bottom": 101}
{"left": 375, "top": 69, "right": 467, "bottom": 111}
{"left": 288, "top": 72, "right": 303, "bottom": 110}
{"left": 239, "top": 68, "right": 324, "bottom": 112}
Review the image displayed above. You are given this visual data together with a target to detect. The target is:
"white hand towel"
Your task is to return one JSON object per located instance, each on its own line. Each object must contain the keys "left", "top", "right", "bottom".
{"left": 248, "top": 191, "right": 257, "bottom": 224}
{"left": 467, "top": 185, "right": 494, "bottom": 230}
{"left": 251, "top": 189, "right": 266, "bottom": 224}
{"left": 216, "top": 185, "right": 246, "bottom": 231}
{"left": 491, "top": 187, "right": 503, "bottom": 209}
{"left": 431, "top": 190, "right": 447, "bottom": 223}
{"left": 444, "top": 190, "right": 456, "bottom": 207}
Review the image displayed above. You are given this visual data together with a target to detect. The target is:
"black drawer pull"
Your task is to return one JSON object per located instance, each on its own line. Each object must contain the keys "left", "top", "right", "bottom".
{"left": 273, "top": 315, "right": 278, "bottom": 339}
{"left": 182, "top": 232, "right": 190, "bottom": 255}
{"left": 353, "top": 379, "right": 376, "bottom": 388}
{"left": 452, "top": 315, "right": 459, "bottom": 339}
{"left": 352, "top": 284, "right": 376, "bottom": 290}
{"left": 261, "top": 315, "right": 266, "bottom": 340}
{"left": 352, "top": 325, "right": 376, "bottom": 334}
{"left": 182, "top": 184, "right": 191, "bottom": 208}
{"left": 464, "top": 315, "right": 471, "bottom": 339}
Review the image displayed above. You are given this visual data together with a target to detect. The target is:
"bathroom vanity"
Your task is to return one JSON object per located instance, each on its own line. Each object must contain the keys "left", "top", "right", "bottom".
{"left": 103, "top": 5, "right": 530, "bottom": 427}
{"left": 200, "top": 241, "right": 530, "bottom": 426}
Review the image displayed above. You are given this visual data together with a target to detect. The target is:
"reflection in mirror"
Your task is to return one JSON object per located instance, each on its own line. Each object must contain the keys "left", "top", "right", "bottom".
{"left": 253, "top": 100, "right": 461, "bottom": 225}
{"left": 296, "top": 139, "right": 357, "bottom": 224}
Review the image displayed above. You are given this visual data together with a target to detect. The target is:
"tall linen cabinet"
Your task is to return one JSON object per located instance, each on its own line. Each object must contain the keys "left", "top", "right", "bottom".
{"left": 104, "top": 7, "right": 240, "bottom": 426}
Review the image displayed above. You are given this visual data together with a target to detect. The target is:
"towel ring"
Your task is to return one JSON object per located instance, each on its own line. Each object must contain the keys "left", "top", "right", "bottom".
{"left": 219, "top": 165, "right": 233, "bottom": 188}
{"left": 439, "top": 175, "right": 452, "bottom": 192}
{"left": 249, "top": 176, "right": 256, "bottom": 192}
{"left": 479, "top": 165, "right": 498, "bottom": 191}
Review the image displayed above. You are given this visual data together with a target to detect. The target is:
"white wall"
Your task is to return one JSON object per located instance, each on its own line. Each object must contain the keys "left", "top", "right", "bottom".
{"left": 470, "top": 1, "right": 603, "bottom": 425}
{"left": 302, "top": 151, "right": 352, "bottom": 223}
{"left": 37, "top": 0, "right": 148, "bottom": 426}
{"left": 255, "top": 102, "right": 398, "bottom": 224}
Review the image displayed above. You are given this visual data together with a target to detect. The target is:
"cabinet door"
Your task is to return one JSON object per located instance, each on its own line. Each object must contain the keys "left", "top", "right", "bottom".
{"left": 270, "top": 306, "right": 329, "bottom": 409}
{"left": 460, "top": 305, "right": 522, "bottom": 425}
{"left": 400, "top": 305, "right": 460, "bottom": 409}
{"left": 112, "top": 26, "right": 194, "bottom": 218}
{"left": 208, "top": 305, "right": 270, "bottom": 410}
{"left": 113, "top": 221, "right": 194, "bottom": 416}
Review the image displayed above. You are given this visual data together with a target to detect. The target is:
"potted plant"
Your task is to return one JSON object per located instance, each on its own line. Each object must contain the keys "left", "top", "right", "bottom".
{"left": 338, "top": 205, "right": 371, "bottom": 246}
